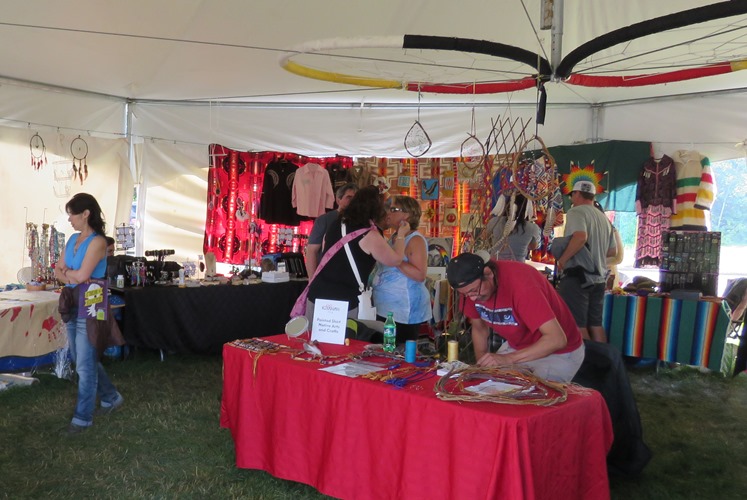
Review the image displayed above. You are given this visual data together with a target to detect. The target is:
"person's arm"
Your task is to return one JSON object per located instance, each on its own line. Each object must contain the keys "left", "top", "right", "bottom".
{"left": 470, "top": 317, "right": 491, "bottom": 361}
{"left": 359, "top": 221, "right": 408, "bottom": 266}
{"left": 54, "top": 247, "right": 69, "bottom": 283}
{"left": 477, "top": 318, "right": 569, "bottom": 367}
{"left": 64, "top": 236, "right": 107, "bottom": 285}
{"left": 555, "top": 231, "right": 587, "bottom": 271}
{"left": 397, "top": 235, "right": 427, "bottom": 282}
{"left": 606, "top": 227, "right": 619, "bottom": 259}
{"left": 305, "top": 215, "right": 331, "bottom": 277}
{"left": 528, "top": 223, "right": 540, "bottom": 250}
{"left": 305, "top": 243, "right": 322, "bottom": 277}
{"left": 732, "top": 291, "right": 747, "bottom": 322}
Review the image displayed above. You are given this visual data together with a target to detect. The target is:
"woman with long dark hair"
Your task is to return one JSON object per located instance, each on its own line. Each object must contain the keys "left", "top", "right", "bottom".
{"left": 306, "top": 186, "right": 409, "bottom": 319}
{"left": 488, "top": 193, "right": 541, "bottom": 261}
{"left": 54, "top": 193, "right": 123, "bottom": 434}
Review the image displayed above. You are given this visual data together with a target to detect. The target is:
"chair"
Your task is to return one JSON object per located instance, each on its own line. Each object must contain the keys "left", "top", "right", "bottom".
{"left": 723, "top": 278, "right": 747, "bottom": 375}
{"left": 572, "top": 340, "right": 652, "bottom": 476}
{"left": 17, "top": 267, "right": 33, "bottom": 285}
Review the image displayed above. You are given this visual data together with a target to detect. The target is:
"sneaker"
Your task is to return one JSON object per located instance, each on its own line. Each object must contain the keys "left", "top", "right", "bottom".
{"left": 95, "top": 395, "right": 124, "bottom": 416}
{"left": 64, "top": 423, "right": 88, "bottom": 435}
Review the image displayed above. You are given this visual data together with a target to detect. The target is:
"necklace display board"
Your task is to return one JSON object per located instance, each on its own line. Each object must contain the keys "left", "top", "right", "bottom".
{"left": 659, "top": 230, "right": 721, "bottom": 296}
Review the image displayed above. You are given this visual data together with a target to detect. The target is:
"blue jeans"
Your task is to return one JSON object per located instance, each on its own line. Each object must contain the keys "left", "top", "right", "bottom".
{"left": 66, "top": 317, "right": 121, "bottom": 427}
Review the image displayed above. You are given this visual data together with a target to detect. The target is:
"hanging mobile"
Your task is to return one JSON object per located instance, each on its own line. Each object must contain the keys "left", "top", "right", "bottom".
{"left": 404, "top": 88, "right": 432, "bottom": 158}
{"left": 29, "top": 132, "right": 48, "bottom": 170}
{"left": 70, "top": 135, "right": 89, "bottom": 184}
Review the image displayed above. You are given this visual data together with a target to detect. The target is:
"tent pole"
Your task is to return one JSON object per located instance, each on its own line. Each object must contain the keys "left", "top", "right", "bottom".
{"left": 550, "top": 0, "right": 564, "bottom": 77}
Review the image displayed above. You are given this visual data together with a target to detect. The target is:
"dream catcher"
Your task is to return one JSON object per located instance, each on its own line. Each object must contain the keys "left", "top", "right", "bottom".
{"left": 512, "top": 136, "right": 557, "bottom": 202}
{"left": 404, "top": 89, "right": 432, "bottom": 157}
{"left": 30, "top": 133, "right": 48, "bottom": 170}
{"left": 70, "top": 136, "right": 89, "bottom": 184}
{"left": 458, "top": 107, "right": 485, "bottom": 181}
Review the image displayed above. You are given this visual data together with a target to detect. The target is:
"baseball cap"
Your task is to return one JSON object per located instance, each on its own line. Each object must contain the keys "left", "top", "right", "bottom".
{"left": 572, "top": 180, "right": 596, "bottom": 195}
{"left": 446, "top": 253, "right": 486, "bottom": 288}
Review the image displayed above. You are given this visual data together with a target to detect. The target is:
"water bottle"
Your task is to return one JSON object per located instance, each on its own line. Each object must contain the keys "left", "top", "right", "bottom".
{"left": 383, "top": 312, "right": 396, "bottom": 353}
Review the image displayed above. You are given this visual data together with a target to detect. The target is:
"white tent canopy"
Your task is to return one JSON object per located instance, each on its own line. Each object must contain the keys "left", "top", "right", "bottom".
{"left": 1, "top": 0, "right": 746, "bottom": 284}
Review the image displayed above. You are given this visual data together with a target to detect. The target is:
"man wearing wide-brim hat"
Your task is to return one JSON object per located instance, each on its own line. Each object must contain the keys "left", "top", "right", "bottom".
{"left": 446, "top": 253, "right": 585, "bottom": 382}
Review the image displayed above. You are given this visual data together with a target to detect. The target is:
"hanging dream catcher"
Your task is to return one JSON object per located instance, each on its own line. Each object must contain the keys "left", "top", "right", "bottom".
{"left": 512, "top": 136, "right": 557, "bottom": 202}
{"left": 458, "top": 107, "right": 486, "bottom": 180}
{"left": 70, "top": 136, "right": 89, "bottom": 184}
{"left": 30, "top": 133, "right": 48, "bottom": 170}
{"left": 404, "top": 90, "right": 432, "bottom": 157}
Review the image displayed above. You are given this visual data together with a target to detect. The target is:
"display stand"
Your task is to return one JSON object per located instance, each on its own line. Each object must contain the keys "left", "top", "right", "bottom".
{"left": 659, "top": 230, "right": 720, "bottom": 296}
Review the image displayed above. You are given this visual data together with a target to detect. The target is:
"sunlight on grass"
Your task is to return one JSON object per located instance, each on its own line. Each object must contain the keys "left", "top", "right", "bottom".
{"left": 1, "top": 350, "right": 746, "bottom": 499}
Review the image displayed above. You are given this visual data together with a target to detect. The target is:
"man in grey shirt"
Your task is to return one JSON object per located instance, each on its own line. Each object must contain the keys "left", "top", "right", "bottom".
{"left": 304, "top": 182, "right": 357, "bottom": 277}
{"left": 556, "top": 180, "right": 616, "bottom": 342}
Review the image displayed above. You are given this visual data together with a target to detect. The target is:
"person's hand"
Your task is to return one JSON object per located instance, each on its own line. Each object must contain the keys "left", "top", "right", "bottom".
{"left": 555, "top": 258, "right": 565, "bottom": 272}
{"left": 477, "top": 352, "right": 514, "bottom": 367}
{"left": 396, "top": 220, "right": 409, "bottom": 239}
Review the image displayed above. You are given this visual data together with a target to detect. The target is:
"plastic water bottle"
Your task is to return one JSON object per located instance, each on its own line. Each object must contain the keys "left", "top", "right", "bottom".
{"left": 383, "top": 312, "right": 396, "bottom": 353}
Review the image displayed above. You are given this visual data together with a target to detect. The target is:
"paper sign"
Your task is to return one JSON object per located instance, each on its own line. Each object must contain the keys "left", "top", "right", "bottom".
{"left": 311, "top": 298, "right": 348, "bottom": 345}
{"left": 78, "top": 278, "right": 108, "bottom": 320}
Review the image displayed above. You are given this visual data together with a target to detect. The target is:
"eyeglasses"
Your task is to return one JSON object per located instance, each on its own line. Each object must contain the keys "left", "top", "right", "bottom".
{"left": 388, "top": 207, "right": 406, "bottom": 213}
{"left": 459, "top": 278, "right": 483, "bottom": 298}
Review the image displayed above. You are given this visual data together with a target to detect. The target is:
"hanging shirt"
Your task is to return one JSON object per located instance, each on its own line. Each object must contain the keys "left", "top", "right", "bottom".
{"left": 259, "top": 159, "right": 299, "bottom": 225}
{"left": 670, "top": 150, "right": 715, "bottom": 231}
{"left": 292, "top": 162, "right": 335, "bottom": 218}
{"left": 326, "top": 162, "right": 353, "bottom": 190}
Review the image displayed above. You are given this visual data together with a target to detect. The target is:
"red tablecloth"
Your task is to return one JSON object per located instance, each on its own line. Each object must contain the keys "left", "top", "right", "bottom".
{"left": 221, "top": 336, "right": 613, "bottom": 500}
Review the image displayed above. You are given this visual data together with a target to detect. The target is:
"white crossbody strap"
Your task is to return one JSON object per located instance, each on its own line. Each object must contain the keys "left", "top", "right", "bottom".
{"left": 341, "top": 223, "right": 365, "bottom": 292}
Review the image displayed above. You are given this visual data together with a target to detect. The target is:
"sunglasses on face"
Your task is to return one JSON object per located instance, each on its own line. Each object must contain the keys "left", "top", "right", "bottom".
{"left": 388, "top": 207, "right": 406, "bottom": 213}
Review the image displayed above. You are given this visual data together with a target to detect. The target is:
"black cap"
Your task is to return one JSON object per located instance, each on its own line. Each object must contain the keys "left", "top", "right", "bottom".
{"left": 446, "top": 253, "right": 486, "bottom": 288}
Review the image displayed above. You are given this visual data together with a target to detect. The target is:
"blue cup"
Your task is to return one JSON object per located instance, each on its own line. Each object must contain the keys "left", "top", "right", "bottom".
{"left": 405, "top": 340, "right": 417, "bottom": 363}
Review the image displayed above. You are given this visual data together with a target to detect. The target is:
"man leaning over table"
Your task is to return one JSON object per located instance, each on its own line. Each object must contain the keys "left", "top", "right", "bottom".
{"left": 446, "top": 252, "right": 585, "bottom": 382}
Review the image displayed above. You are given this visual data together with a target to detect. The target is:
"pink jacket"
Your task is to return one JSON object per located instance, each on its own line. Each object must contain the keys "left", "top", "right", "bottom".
{"left": 292, "top": 162, "right": 335, "bottom": 218}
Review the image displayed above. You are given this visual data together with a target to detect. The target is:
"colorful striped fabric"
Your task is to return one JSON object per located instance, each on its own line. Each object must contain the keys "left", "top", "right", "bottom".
{"left": 604, "top": 294, "right": 730, "bottom": 371}
{"left": 669, "top": 150, "right": 715, "bottom": 230}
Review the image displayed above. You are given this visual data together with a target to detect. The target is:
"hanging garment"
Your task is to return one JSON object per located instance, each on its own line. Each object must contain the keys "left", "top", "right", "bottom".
{"left": 259, "top": 159, "right": 300, "bottom": 225}
{"left": 350, "top": 162, "right": 377, "bottom": 189}
{"left": 326, "top": 161, "right": 353, "bottom": 190}
{"left": 292, "top": 162, "right": 335, "bottom": 218}
{"left": 635, "top": 155, "right": 676, "bottom": 268}
{"left": 670, "top": 150, "right": 716, "bottom": 231}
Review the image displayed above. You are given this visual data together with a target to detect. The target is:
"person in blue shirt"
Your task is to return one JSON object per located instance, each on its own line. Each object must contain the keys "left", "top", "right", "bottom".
{"left": 54, "top": 193, "right": 123, "bottom": 434}
{"left": 372, "top": 195, "right": 432, "bottom": 344}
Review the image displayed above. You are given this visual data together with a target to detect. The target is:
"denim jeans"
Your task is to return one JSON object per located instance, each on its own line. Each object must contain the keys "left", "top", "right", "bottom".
{"left": 66, "top": 317, "right": 121, "bottom": 427}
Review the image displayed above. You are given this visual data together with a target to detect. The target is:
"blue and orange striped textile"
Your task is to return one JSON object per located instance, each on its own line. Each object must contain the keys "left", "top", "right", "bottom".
{"left": 603, "top": 294, "right": 729, "bottom": 371}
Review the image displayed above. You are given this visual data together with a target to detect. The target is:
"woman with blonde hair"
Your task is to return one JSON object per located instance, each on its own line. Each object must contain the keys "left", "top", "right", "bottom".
{"left": 372, "top": 195, "right": 432, "bottom": 344}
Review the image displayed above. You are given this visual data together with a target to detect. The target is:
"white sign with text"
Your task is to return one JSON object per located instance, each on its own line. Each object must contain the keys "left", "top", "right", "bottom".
{"left": 311, "top": 298, "right": 349, "bottom": 345}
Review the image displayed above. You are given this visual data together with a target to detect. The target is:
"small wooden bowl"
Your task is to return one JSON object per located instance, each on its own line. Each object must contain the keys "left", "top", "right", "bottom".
{"left": 26, "top": 283, "right": 47, "bottom": 291}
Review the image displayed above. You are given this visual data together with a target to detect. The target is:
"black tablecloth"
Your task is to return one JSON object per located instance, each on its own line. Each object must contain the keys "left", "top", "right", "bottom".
{"left": 120, "top": 280, "right": 306, "bottom": 354}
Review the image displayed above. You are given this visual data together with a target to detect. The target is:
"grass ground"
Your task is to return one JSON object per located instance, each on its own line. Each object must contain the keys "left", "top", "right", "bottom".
{"left": 1, "top": 350, "right": 746, "bottom": 499}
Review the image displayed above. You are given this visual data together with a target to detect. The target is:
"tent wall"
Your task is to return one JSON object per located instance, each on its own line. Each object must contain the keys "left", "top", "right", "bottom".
{"left": 0, "top": 81, "right": 125, "bottom": 138}
{"left": 139, "top": 141, "right": 208, "bottom": 264}
{"left": 600, "top": 90, "right": 747, "bottom": 162}
{"left": 1, "top": 80, "right": 746, "bottom": 285}
{"left": 0, "top": 126, "right": 132, "bottom": 285}
{"left": 130, "top": 101, "right": 593, "bottom": 158}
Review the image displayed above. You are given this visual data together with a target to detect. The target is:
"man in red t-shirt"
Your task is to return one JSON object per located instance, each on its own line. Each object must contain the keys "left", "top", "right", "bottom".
{"left": 446, "top": 253, "right": 585, "bottom": 382}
